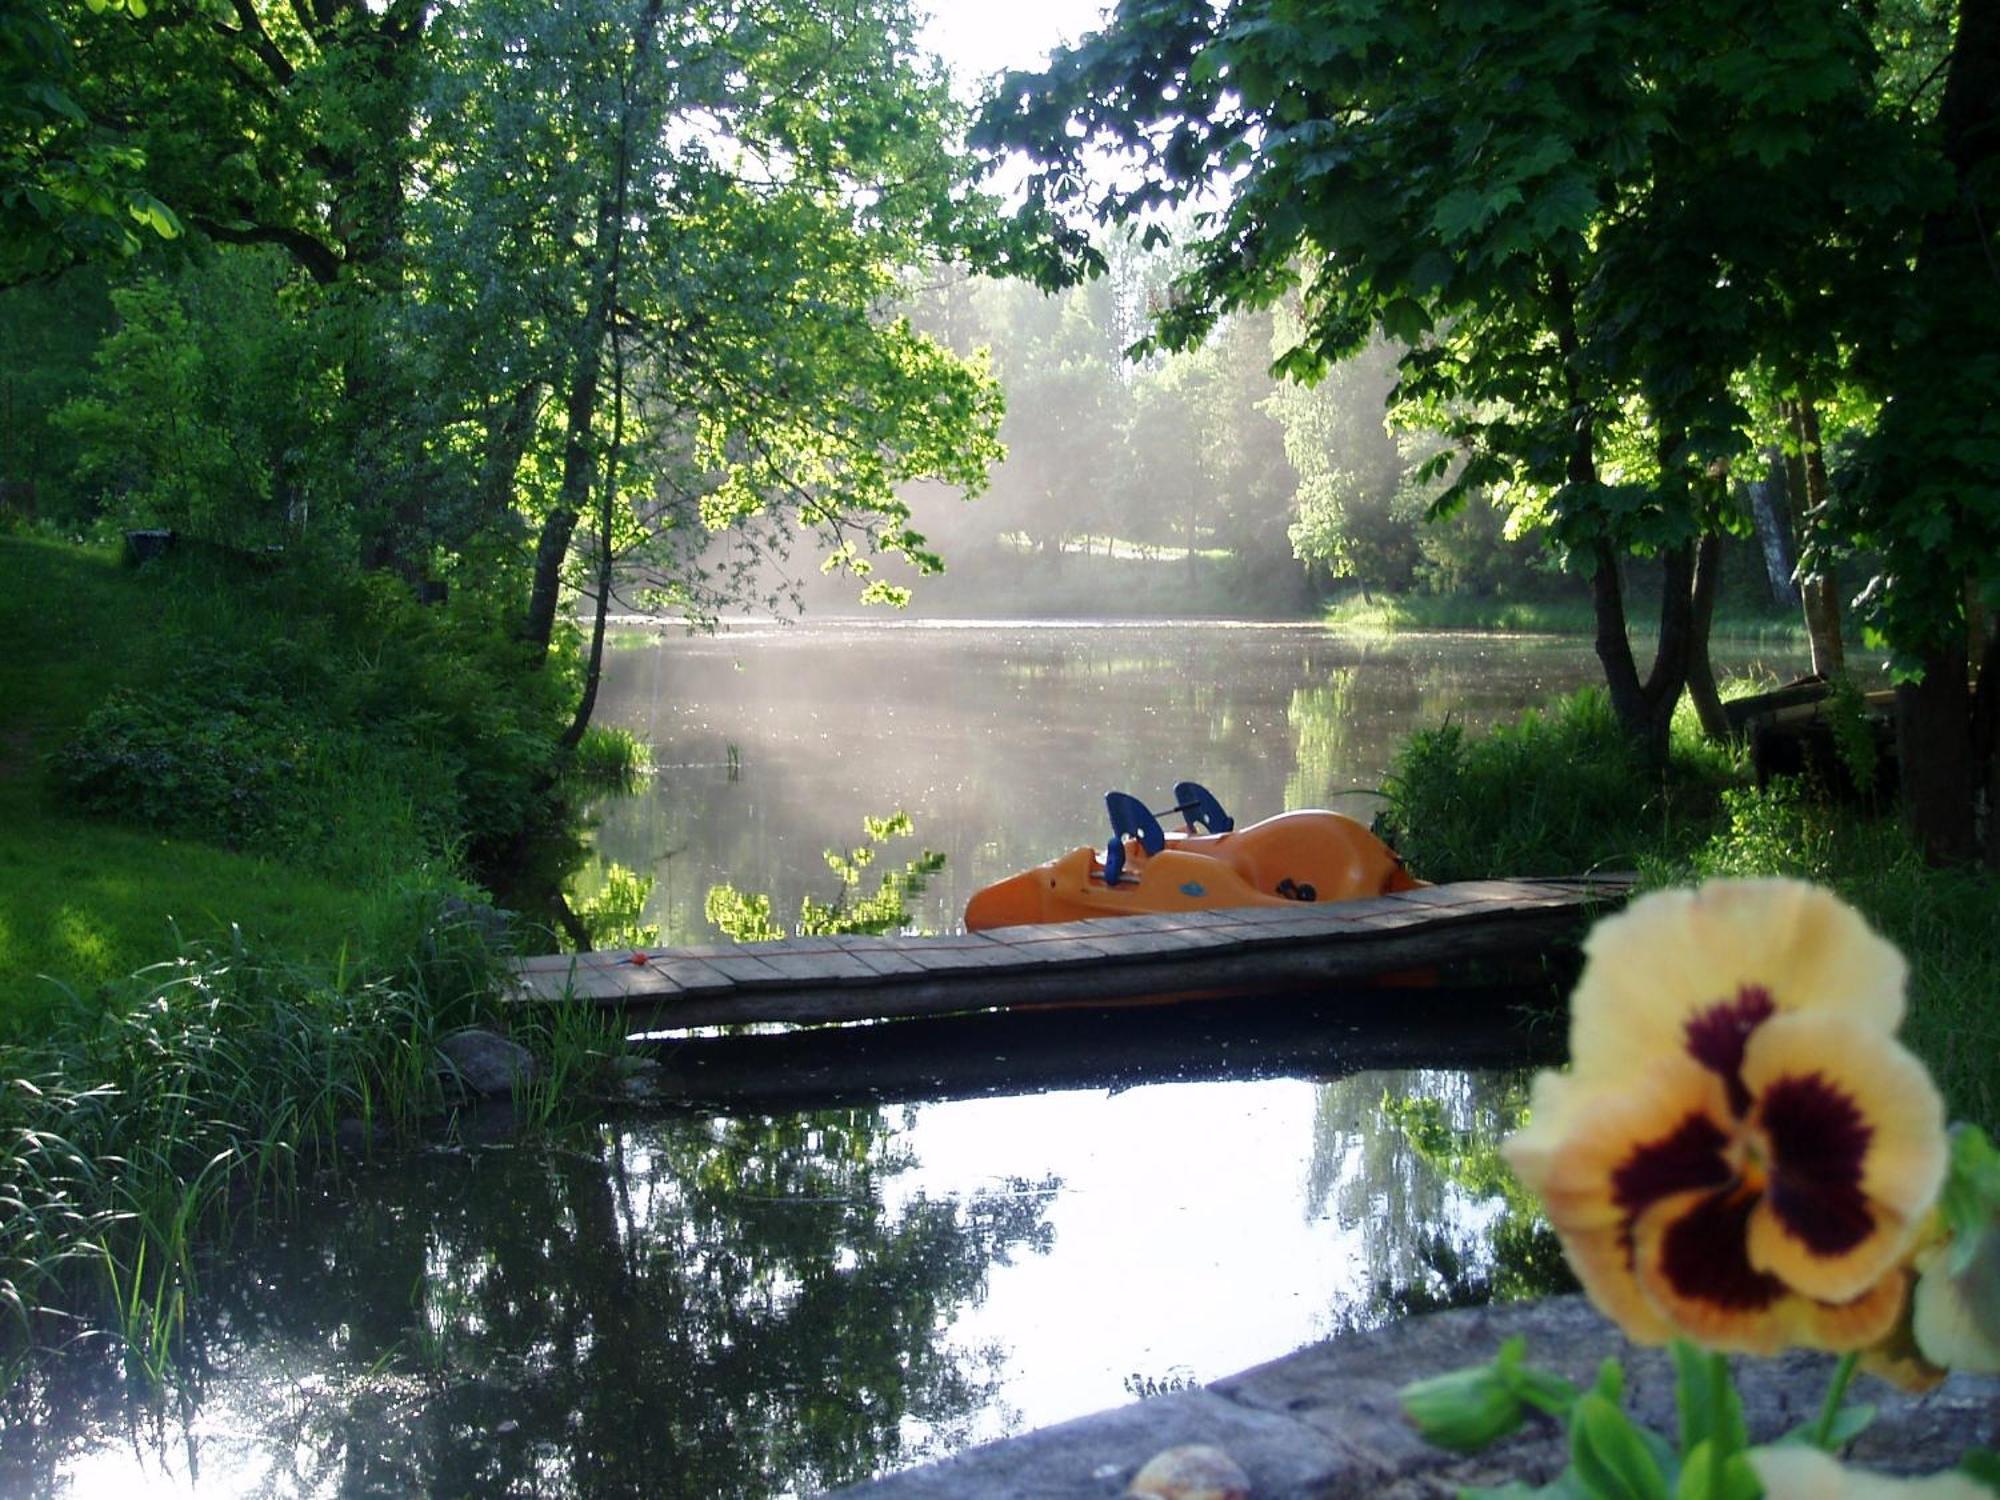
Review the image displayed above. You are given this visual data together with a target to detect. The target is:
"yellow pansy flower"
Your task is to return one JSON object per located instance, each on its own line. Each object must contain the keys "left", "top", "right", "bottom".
{"left": 1503, "top": 880, "right": 1949, "bottom": 1354}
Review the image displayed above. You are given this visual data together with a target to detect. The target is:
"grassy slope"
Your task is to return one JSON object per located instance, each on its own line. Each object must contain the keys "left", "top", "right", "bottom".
{"left": 0, "top": 538, "right": 377, "bottom": 1025}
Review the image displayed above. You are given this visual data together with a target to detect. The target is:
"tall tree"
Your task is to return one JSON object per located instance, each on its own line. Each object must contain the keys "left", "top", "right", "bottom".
{"left": 974, "top": 0, "right": 1935, "bottom": 767}
{"left": 415, "top": 0, "right": 1004, "bottom": 749}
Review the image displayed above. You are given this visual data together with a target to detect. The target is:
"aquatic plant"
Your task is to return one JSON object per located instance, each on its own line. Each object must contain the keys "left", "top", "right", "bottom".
{"left": 706, "top": 812, "right": 943, "bottom": 942}
{"left": 0, "top": 902, "right": 602, "bottom": 1396}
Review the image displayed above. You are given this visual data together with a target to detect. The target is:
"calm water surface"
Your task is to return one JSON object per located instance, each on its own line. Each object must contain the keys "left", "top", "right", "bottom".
{"left": 20, "top": 623, "right": 1806, "bottom": 1499}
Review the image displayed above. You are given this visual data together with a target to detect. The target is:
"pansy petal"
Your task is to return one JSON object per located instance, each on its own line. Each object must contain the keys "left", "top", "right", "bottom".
{"left": 1503, "top": 1060, "right": 1733, "bottom": 1234}
{"left": 1631, "top": 1187, "right": 1793, "bottom": 1354}
{"left": 1555, "top": 1223, "right": 1677, "bottom": 1345}
{"left": 1631, "top": 1187, "right": 1908, "bottom": 1354}
{"left": 1570, "top": 881, "right": 1906, "bottom": 1079}
{"left": 1742, "top": 1013, "right": 1948, "bottom": 1247}
{"left": 1750, "top": 1446, "right": 1996, "bottom": 1499}
{"left": 1861, "top": 1271, "right": 1950, "bottom": 1392}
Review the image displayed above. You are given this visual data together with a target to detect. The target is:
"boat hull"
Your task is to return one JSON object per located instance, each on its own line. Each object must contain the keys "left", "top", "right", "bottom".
{"left": 964, "top": 810, "right": 1421, "bottom": 931}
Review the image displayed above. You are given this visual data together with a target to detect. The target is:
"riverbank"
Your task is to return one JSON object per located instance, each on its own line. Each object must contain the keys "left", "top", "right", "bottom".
{"left": 831, "top": 1295, "right": 2000, "bottom": 1498}
{"left": 1320, "top": 590, "right": 1813, "bottom": 643}
{"left": 0, "top": 532, "right": 606, "bottom": 1387}
{"left": 1373, "top": 685, "right": 2000, "bottom": 1128}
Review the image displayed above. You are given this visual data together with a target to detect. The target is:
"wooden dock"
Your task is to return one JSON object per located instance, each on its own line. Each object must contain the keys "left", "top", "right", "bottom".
{"left": 507, "top": 874, "right": 1635, "bottom": 1034}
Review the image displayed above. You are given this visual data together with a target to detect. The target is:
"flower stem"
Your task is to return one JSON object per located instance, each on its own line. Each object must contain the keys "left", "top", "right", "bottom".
{"left": 1707, "top": 1351, "right": 1729, "bottom": 1489}
{"left": 1811, "top": 1352, "right": 1860, "bottom": 1449}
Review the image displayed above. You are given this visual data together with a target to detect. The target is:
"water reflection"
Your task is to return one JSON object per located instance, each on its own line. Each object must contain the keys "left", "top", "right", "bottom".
{"left": 16, "top": 624, "right": 1778, "bottom": 1493}
{"left": 6, "top": 1109, "right": 1053, "bottom": 1498}
{"left": 12, "top": 1060, "right": 1572, "bottom": 1496}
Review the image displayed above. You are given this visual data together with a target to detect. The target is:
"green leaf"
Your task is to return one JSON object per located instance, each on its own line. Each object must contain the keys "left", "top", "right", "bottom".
{"left": 1381, "top": 296, "right": 1433, "bottom": 344}
{"left": 1670, "top": 1343, "right": 1747, "bottom": 1461}
{"left": 1570, "top": 1393, "right": 1671, "bottom": 1500}
{"left": 1775, "top": 1403, "right": 1877, "bottom": 1450}
{"left": 1674, "top": 1442, "right": 1762, "bottom": 1500}
{"left": 1401, "top": 1360, "right": 1527, "bottom": 1451}
{"left": 1432, "top": 187, "right": 1489, "bottom": 242}
{"left": 1956, "top": 1450, "right": 2000, "bottom": 1493}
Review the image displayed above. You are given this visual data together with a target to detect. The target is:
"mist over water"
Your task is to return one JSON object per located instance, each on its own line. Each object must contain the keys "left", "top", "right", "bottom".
{"left": 587, "top": 619, "right": 1806, "bottom": 940}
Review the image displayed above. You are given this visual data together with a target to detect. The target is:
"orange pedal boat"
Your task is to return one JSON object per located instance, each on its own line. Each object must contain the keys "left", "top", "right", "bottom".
{"left": 963, "top": 782, "right": 1422, "bottom": 931}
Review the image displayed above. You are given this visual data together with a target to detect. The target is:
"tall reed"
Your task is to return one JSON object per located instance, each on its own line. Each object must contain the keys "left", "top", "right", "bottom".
{"left": 0, "top": 908, "right": 548, "bottom": 1392}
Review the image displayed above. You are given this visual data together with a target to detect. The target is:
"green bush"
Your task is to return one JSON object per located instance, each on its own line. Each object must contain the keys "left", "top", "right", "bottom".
{"left": 44, "top": 554, "right": 568, "bottom": 876}
{"left": 51, "top": 683, "right": 301, "bottom": 846}
{"left": 1378, "top": 688, "right": 1736, "bottom": 882}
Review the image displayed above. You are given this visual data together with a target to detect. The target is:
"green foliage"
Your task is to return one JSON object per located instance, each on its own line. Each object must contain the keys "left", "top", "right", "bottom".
{"left": 569, "top": 861, "right": 661, "bottom": 952}
{"left": 41, "top": 553, "right": 566, "bottom": 874}
{"left": 54, "top": 257, "right": 336, "bottom": 546}
{"left": 0, "top": 536, "right": 569, "bottom": 1019}
{"left": 707, "top": 812, "right": 944, "bottom": 942}
{"left": 1379, "top": 689, "right": 1736, "bottom": 883}
{"left": 0, "top": 3, "right": 181, "bottom": 285}
{"left": 566, "top": 725, "right": 652, "bottom": 791}
{"left": 1406, "top": 1342, "right": 1783, "bottom": 1500}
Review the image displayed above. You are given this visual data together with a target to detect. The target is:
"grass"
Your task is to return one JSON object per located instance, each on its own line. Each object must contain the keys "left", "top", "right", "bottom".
{"left": 566, "top": 723, "right": 652, "bottom": 790}
{"left": 1380, "top": 684, "right": 2000, "bottom": 1128}
{"left": 1377, "top": 687, "right": 1741, "bottom": 883}
{"left": 0, "top": 922, "right": 507, "bottom": 1381}
{"left": 0, "top": 533, "right": 624, "bottom": 1388}
{"left": 0, "top": 534, "right": 566, "bottom": 1025}
{"left": 0, "top": 540, "right": 398, "bottom": 1022}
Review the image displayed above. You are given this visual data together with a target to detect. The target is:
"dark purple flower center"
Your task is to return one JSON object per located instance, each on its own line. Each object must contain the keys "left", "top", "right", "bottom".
{"left": 1657, "top": 1188, "right": 1787, "bottom": 1310}
{"left": 1758, "top": 1072, "right": 1875, "bottom": 1257}
{"left": 1684, "top": 984, "right": 1777, "bottom": 1116}
{"left": 1613, "top": 1113, "right": 1733, "bottom": 1215}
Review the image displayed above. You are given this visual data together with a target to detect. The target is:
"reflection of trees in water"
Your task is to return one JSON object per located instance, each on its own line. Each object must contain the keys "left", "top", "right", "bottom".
{"left": 0, "top": 1107, "right": 1058, "bottom": 1499}
{"left": 1307, "top": 1069, "right": 1575, "bottom": 1330}
{"left": 1285, "top": 669, "right": 1358, "bottom": 806}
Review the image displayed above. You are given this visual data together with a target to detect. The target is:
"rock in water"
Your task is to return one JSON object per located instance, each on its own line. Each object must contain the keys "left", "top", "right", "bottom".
{"left": 1126, "top": 1443, "right": 1252, "bottom": 1500}
{"left": 437, "top": 1028, "right": 537, "bottom": 1096}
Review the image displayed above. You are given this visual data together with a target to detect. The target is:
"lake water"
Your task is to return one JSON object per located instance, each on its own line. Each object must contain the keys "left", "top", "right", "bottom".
{"left": 17, "top": 622, "right": 1807, "bottom": 1499}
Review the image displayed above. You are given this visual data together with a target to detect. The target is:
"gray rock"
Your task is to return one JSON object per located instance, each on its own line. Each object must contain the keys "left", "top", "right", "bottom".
{"left": 832, "top": 1296, "right": 1999, "bottom": 1499}
{"left": 436, "top": 1028, "right": 537, "bottom": 1096}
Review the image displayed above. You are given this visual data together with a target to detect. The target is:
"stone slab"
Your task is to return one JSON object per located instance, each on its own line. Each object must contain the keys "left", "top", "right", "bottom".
{"left": 831, "top": 1296, "right": 2000, "bottom": 1499}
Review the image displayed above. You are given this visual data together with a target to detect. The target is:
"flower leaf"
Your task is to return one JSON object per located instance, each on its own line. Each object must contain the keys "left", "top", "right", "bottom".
{"left": 1671, "top": 1343, "right": 1747, "bottom": 1459}
{"left": 1774, "top": 1403, "right": 1878, "bottom": 1449}
{"left": 1571, "top": 1392, "right": 1672, "bottom": 1500}
{"left": 1674, "top": 1442, "right": 1762, "bottom": 1500}
{"left": 1955, "top": 1448, "right": 2000, "bottom": 1493}
{"left": 1401, "top": 1360, "right": 1527, "bottom": 1452}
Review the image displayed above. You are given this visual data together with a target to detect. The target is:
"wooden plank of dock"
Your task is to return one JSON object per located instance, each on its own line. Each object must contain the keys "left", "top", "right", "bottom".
{"left": 505, "top": 873, "right": 1636, "bottom": 1033}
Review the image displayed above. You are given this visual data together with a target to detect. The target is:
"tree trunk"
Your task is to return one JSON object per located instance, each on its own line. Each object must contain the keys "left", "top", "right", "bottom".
{"left": 1746, "top": 445, "right": 1799, "bottom": 607}
{"left": 561, "top": 323, "right": 627, "bottom": 751}
{"left": 1785, "top": 398, "right": 1845, "bottom": 677}
{"left": 1898, "top": 638, "right": 1977, "bottom": 865}
{"left": 481, "top": 383, "right": 544, "bottom": 521}
{"left": 520, "top": 0, "right": 663, "bottom": 660}
{"left": 1590, "top": 540, "right": 1652, "bottom": 747}
{"left": 1684, "top": 534, "right": 1730, "bottom": 739}
{"left": 1886, "top": 0, "right": 1998, "bottom": 864}
{"left": 1974, "top": 621, "right": 1998, "bottom": 874}
{"left": 523, "top": 314, "right": 606, "bottom": 655}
